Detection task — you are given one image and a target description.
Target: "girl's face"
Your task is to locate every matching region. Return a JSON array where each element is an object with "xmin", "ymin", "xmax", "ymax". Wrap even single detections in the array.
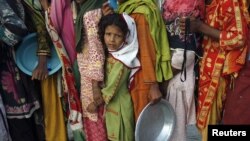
[{"xmin": 104, "ymin": 25, "xmax": 125, "ymax": 51}]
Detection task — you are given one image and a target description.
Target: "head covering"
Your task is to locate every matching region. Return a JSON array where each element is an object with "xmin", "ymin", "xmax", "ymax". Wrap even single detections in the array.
[
  {"xmin": 109, "ymin": 13, "xmax": 140, "ymax": 87},
  {"xmin": 75, "ymin": 0, "xmax": 104, "ymax": 52}
]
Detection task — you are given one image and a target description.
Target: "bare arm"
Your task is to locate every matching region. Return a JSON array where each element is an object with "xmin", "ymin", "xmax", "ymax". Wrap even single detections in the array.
[
  {"xmin": 32, "ymin": 55, "xmax": 48, "ymax": 80},
  {"xmin": 179, "ymin": 17, "xmax": 220, "ymax": 41},
  {"xmin": 101, "ymin": 1, "xmax": 114, "ymax": 16},
  {"xmin": 148, "ymin": 83, "xmax": 162, "ymax": 104}
]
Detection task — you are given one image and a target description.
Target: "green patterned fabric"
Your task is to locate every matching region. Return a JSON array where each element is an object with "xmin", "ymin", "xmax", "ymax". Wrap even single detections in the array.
[
  {"xmin": 23, "ymin": 0, "xmax": 51, "ymax": 56},
  {"xmin": 102, "ymin": 58, "xmax": 134, "ymax": 141}
]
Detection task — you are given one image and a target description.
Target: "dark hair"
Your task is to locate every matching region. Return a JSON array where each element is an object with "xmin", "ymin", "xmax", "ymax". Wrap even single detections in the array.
[{"xmin": 98, "ymin": 13, "xmax": 129, "ymax": 47}]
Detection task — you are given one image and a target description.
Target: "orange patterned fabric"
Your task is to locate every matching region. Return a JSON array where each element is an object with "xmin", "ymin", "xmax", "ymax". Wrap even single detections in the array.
[{"xmin": 197, "ymin": 0, "xmax": 249, "ymax": 129}]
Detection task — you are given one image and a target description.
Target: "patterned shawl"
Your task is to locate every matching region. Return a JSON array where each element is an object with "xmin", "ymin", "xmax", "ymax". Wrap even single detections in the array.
[
  {"xmin": 45, "ymin": 8, "xmax": 83, "ymax": 131},
  {"xmin": 75, "ymin": 0, "xmax": 104, "ymax": 52}
]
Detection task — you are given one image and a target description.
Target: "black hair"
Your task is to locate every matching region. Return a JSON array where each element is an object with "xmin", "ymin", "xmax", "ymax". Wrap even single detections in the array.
[
  {"xmin": 98, "ymin": 13, "xmax": 129, "ymax": 47},
  {"xmin": 98, "ymin": 13, "xmax": 130, "ymax": 82}
]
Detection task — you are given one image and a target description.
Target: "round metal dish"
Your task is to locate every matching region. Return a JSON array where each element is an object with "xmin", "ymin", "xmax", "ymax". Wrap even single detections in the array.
[{"xmin": 135, "ymin": 99, "xmax": 176, "ymax": 141}]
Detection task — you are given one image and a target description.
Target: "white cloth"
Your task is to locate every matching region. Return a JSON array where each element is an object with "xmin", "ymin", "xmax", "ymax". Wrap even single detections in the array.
[
  {"xmin": 166, "ymin": 49, "xmax": 197, "ymax": 141},
  {"xmin": 109, "ymin": 13, "xmax": 140, "ymax": 86}
]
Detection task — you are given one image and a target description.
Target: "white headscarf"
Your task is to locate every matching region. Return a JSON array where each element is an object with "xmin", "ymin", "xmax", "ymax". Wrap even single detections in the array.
[{"xmin": 109, "ymin": 12, "xmax": 140, "ymax": 87}]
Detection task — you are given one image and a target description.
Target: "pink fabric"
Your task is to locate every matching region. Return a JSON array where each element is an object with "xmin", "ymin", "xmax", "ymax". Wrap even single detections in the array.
[
  {"xmin": 50, "ymin": 0, "xmax": 76, "ymax": 63},
  {"xmin": 84, "ymin": 105, "xmax": 107, "ymax": 141},
  {"xmin": 45, "ymin": 10, "xmax": 83, "ymax": 131},
  {"xmin": 77, "ymin": 9, "xmax": 105, "ymax": 121},
  {"xmin": 162, "ymin": 0, "xmax": 204, "ymax": 21}
]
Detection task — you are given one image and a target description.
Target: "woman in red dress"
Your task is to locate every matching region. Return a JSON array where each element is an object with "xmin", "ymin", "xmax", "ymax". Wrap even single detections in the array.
[{"xmin": 180, "ymin": 0, "xmax": 249, "ymax": 140}]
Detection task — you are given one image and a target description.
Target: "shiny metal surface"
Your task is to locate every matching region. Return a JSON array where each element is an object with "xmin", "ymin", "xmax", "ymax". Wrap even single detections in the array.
[{"xmin": 135, "ymin": 99, "xmax": 176, "ymax": 141}]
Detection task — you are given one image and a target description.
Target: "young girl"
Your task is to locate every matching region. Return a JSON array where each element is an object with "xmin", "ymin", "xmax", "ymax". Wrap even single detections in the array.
[{"xmin": 98, "ymin": 13, "xmax": 140, "ymax": 141}]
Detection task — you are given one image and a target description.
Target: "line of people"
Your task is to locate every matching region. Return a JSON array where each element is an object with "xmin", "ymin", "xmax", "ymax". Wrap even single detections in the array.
[
  {"xmin": 0, "ymin": 0, "xmax": 249, "ymax": 141},
  {"xmin": 0, "ymin": 0, "xmax": 171, "ymax": 140}
]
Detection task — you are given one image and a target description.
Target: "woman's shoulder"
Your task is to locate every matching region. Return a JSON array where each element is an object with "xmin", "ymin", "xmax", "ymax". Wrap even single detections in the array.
[{"xmin": 84, "ymin": 8, "xmax": 102, "ymax": 19}]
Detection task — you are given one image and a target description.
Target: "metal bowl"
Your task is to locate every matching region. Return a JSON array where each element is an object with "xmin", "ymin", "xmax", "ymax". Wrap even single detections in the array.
[{"xmin": 135, "ymin": 99, "xmax": 176, "ymax": 141}]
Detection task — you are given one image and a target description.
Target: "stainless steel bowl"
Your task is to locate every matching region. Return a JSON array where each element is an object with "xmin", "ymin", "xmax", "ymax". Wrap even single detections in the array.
[{"xmin": 135, "ymin": 99, "xmax": 176, "ymax": 141}]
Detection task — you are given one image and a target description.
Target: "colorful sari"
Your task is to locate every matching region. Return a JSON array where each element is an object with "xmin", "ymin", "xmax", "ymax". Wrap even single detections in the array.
[
  {"xmin": 197, "ymin": 0, "xmax": 249, "ymax": 140},
  {"xmin": 0, "ymin": 0, "xmax": 42, "ymax": 140},
  {"xmin": 50, "ymin": 0, "xmax": 76, "ymax": 64},
  {"xmin": 0, "ymin": 0, "xmax": 39, "ymax": 125},
  {"xmin": 45, "ymin": 7, "xmax": 83, "ymax": 133},
  {"xmin": 222, "ymin": 0, "xmax": 250, "ymax": 125}
]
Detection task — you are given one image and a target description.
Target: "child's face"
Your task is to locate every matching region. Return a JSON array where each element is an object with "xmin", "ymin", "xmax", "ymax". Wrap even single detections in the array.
[{"xmin": 104, "ymin": 25, "xmax": 125, "ymax": 51}]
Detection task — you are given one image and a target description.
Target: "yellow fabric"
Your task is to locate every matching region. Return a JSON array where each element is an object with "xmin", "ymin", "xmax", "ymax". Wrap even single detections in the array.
[
  {"xmin": 199, "ymin": 78, "xmax": 226, "ymax": 141},
  {"xmin": 200, "ymin": 112, "xmax": 208, "ymax": 141},
  {"xmin": 41, "ymin": 73, "xmax": 67, "ymax": 141}
]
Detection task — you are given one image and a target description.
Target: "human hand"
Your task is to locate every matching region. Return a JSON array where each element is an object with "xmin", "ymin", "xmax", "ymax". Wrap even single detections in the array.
[
  {"xmin": 86, "ymin": 102, "xmax": 97, "ymax": 113},
  {"xmin": 179, "ymin": 16, "xmax": 202, "ymax": 34},
  {"xmin": 32, "ymin": 55, "xmax": 48, "ymax": 80},
  {"xmin": 148, "ymin": 83, "xmax": 162, "ymax": 104},
  {"xmin": 102, "ymin": 1, "xmax": 114, "ymax": 16},
  {"xmin": 93, "ymin": 86, "xmax": 104, "ymax": 106}
]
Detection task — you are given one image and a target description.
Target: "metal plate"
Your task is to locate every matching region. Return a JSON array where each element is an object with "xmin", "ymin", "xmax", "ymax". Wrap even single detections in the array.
[{"xmin": 135, "ymin": 99, "xmax": 176, "ymax": 141}]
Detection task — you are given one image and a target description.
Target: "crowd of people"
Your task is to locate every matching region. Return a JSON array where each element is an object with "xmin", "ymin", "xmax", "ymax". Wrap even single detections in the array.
[{"xmin": 0, "ymin": 0, "xmax": 249, "ymax": 141}]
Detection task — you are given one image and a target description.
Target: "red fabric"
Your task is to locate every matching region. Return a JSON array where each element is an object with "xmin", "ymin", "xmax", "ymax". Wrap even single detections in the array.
[
  {"xmin": 197, "ymin": 0, "xmax": 248, "ymax": 129},
  {"xmin": 222, "ymin": 61, "xmax": 250, "ymax": 124},
  {"xmin": 50, "ymin": 0, "xmax": 76, "ymax": 63},
  {"xmin": 222, "ymin": 27, "xmax": 250, "ymax": 124},
  {"xmin": 84, "ymin": 105, "xmax": 107, "ymax": 141},
  {"xmin": 162, "ymin": 0, "xmax": 205, "ymax": 21},
  {"xmin": 45, "ymin": 9, "xmax": 83, "ymax": 130}
]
